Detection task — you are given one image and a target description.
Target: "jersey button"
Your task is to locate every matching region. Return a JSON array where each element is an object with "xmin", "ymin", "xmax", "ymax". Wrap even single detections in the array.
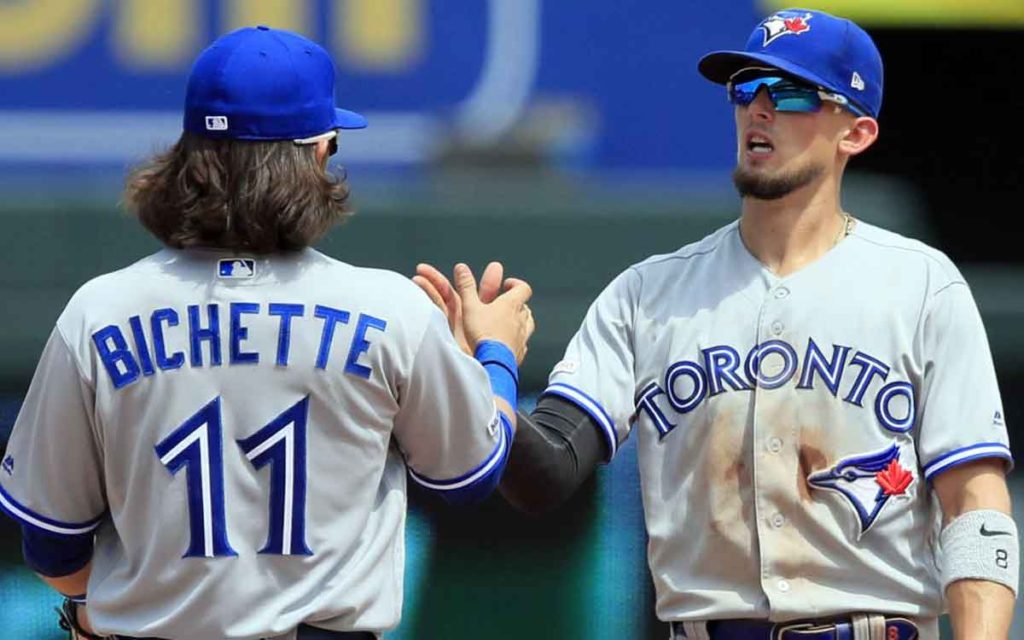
[
  {"xmin": 768, "ymin": 437, "xmax": 783, "ymax": 453},
  {"xmin": 777, "ymin": 579, "xmax": 791, "ymax": 592},
  {"xmin": 771, "ymin": 513, "xmax": 786, "ymax": 528},
  {"xmin": 774, "ymin": 287, "xmax": 790, "ymax": 299},
  {"xmin": 771, "ymin": 321, "xmax": 784, "ymax": 336}
]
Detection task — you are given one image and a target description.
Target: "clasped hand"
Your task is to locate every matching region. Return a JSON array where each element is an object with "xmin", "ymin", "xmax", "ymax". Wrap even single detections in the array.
[{"xmin": 413, "ymin": 262, "xmax": 534, "ymax": 364}]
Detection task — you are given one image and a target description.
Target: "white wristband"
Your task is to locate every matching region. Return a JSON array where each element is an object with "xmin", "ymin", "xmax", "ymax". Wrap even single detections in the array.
[{"xmin": 939, "ymin": 509, "xmax": 1019, "ymax": 597}]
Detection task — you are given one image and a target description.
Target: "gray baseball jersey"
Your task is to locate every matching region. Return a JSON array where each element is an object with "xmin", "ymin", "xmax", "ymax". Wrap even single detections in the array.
[
  {"xmin": 545, "ymin": 220, "xmax": 1011, "ymax": 623},
  {"xmin": 0, "ymin": 248, "xmax": 505, "ymax": 639}
]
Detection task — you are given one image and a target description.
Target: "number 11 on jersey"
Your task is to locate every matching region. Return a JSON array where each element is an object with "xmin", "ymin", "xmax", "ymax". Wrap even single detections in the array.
[
  {"xmin": 155, "ymin": 396, "xmax": 312, "ymax": 558},
  {"xmin": 238, "ymin": 397, "xmax": 313, "ymax": 556}
]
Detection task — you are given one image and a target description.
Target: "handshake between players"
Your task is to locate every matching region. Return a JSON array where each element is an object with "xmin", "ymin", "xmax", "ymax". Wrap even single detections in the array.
[{"xmin": 413, "ymin": 262, "xmax": 533, "ymax": 362}]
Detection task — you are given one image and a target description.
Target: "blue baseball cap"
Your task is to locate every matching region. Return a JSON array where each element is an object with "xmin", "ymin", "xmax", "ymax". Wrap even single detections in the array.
[
  {"xmin": 184, "ymin": 26, "xmax": 367, "ymax": 140},
  {"xmin": 698, "ymin": 9, "xmax": 883, "ymax": 118}
]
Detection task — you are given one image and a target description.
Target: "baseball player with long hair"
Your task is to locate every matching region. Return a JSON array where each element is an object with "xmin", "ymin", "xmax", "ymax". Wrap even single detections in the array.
[
  {"xmin": 0, "ymin": 26, "xmax": 533, "ymax": 640},
  {"xmin": 416, "ymin": 9, "xmax": 1017, "ymax": 639}
]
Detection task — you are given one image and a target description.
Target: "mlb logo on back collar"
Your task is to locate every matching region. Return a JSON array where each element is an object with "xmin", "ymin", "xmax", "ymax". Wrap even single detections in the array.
[
  {"xmin": 761, "ymin": 12, "xmax": 813, "ymax": 46},
  {"xmin": 218, "ymin": 258, "xmax": 256, "ymax": 279}
]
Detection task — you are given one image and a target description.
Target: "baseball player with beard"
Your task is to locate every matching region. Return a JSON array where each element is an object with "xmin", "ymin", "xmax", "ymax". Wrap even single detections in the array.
[
  {"xmin": 415, "ymin": 9, "xmax": 1017, "ymax": 640},
  {"xmin": 0, "ymin": 26, "xmax": 533, "ymax": 640}
]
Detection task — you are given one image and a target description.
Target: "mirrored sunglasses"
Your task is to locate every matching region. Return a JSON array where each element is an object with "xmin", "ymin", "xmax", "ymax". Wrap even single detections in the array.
[{"xmin": 727, "ymin": 75, "xmax": 865, "ymax": 117}]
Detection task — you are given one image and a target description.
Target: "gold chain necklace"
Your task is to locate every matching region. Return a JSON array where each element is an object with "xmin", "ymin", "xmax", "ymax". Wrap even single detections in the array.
[{"xmin": 834, "ymin": 212, "xmax": 854, "ymax": 246}]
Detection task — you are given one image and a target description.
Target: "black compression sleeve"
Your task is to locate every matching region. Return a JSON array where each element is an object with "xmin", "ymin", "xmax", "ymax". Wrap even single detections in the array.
[{"xmin": 498, "ymin": 394, "xmax": 608, "ymax": 515}]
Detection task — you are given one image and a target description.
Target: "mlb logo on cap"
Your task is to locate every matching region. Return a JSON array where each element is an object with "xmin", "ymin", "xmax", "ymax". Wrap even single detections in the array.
[
  {"xmin": 218, "ymin": 258, "xmax": 256, "ymax": 279},
  {"xmin": 205, "ymin": 116, "xmax": 229, "ymax": 131}
]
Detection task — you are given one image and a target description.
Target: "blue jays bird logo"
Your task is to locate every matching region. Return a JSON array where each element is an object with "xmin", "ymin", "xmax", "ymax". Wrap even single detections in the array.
[
  {"xmin": 807, "ymin": 442, "xmax": 915, "ymax": 537},
  {"xmin": 760, "ymin": 12, "xmax": 813, "ymax": 47}
]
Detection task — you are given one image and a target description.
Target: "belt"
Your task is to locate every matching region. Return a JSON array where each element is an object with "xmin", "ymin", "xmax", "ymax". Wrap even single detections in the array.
[
  {"xmin": 672, "ymin": 616, "xmax": 919, "ymax": 640},
  {"xmin": 119, "ymin": 623, "xmax": 377, "ymax": 640}
]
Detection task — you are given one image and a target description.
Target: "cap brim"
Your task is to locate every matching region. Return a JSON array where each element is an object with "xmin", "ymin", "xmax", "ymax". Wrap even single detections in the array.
[
  {"xmin": 334, "ymin": 108, "xmax": 368, "ymax": 130},
  {"xmin": 698, "ymin": 50, "xmax": 834, "ymax": 92}
]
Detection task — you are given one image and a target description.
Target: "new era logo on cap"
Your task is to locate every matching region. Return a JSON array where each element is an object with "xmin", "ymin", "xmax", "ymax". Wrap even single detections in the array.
[
  {"xmin": 851, "ymin": 72, "xmax": 865, "ymax": 91},
  {"xmin": 205, "ymin": 116, "xmax": 229, "ymax": 131}
]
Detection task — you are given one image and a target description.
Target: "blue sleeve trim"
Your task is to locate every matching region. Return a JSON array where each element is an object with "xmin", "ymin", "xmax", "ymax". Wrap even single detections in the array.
[
  {"xmin": 542, "ymin": 382, "xmax": 618, "ymax": 462},
  {"xmin": 0, "ymin": 484, "xmax": 103, "ymax": 536},
  {"xmin": 408, "ymin": 411, "xmax": 512, "ymax": 504},
  {"xmin": 474, "ymin": 341, "xmax": 519, "ymax": 410},
  {"xmin": 21, "ymin": 525, "xmax": 95, "ymax": 577},
  {"xmin": 922, "ymin": 442, "xmax": 1014, "ymax": 480}
]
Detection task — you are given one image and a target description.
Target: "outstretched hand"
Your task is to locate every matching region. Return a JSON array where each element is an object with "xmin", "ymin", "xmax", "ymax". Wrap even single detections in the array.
[{"xmin": 413, "ymin": 262, "xmax": 534, "ymax": 363}]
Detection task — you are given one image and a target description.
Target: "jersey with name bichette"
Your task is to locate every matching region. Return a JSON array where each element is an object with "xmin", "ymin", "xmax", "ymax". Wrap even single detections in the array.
[
  {"xmin": 0, "ymin": 248, "xmax": 504, "ymax": 638},
  {"xmin": 545, "ymin": 219, "xmax": 1012, "ymax": 622}
]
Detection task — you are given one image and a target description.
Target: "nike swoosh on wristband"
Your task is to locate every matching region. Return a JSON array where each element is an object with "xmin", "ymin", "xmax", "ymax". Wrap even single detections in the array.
[{"xmin": 980, "ymin": 524, "xmax": 1012, "ymax": 537}]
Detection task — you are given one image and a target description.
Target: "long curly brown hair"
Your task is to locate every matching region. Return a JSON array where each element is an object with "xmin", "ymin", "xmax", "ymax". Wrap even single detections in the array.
[{"xmin": 124, "ymin": 133, "xmax": 352, "ymax": 253}]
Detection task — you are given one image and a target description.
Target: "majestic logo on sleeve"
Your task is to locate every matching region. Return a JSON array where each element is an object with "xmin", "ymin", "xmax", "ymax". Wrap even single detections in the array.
[
  {"xmin": 807, "ymin": 442, "xmax": 914, "ymax": 537},
  {"xmin": 761, "ymin": 12, "xmax": 813, "ymax": 46}
]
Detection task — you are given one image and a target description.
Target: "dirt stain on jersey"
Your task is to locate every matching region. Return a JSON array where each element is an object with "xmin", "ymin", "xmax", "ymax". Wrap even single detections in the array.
[
  {"xmin": 700, "ymin": 397, "xmax": 759, "ymax": 581},
  {"xmin": 797, "ymin": 437, "xmax": 828, "ymax": 503},
  {"xmin": 795, "ymin": 395, "xmax": 841, "ymax": 503},
  {"xmin": 771, "ymin": 424, "xmax": 842, "ymax": 581}
]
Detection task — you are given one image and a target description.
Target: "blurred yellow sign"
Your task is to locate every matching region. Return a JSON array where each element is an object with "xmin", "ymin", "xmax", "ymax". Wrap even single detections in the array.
[
  {"xmin": 0, "ymin": 0, "xmax": 101, "ymax": 70},
  {"xmin": 761, "ymin": 0, "xmax": 1024, "ymax": 26},
  {"xmin": 0, "ymin": 0, "xmax": 421, "ymax": 72}
]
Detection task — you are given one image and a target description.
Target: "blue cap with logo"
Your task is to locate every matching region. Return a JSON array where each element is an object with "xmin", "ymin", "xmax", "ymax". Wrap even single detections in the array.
[
  {"xmin": 184, "ymin": 26, "xmax": 367, "ymax": 140},
  {"xmin": 698, "ymin": 8, "xmax": 883, "ymax": 118}
]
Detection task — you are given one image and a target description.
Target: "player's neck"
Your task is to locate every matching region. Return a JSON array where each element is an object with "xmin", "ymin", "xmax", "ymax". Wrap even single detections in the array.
[{"xmin": 738, "ymin": 182, "xmax": 847, "ymax": 278}]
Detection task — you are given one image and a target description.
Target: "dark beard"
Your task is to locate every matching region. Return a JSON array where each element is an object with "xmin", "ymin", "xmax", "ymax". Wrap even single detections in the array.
[{"xmin": 732, "ymin": 162, "xmax": 824, "ymax": 200}]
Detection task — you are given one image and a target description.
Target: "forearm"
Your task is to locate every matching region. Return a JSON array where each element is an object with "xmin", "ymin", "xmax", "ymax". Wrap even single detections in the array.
[
  {"xmin": 39, "ymin": 560, "xmax": 91, "ymax": 596},
  {"xmin": 947, "ymin": 578, "xmax": 1013, "ymax": 640},
  {"xmin": 11, "ymin": 506, "xmax": 98, "ymax": 631},
  {"xmin": 475, "ymin": 341, "xmax": 519, "ymax": 431},
  {"xmin": 934, "ymin": 460, "xmax": 1017, "ymax": 639},
  {"xmin": 494, "ymin": 397, "xmax": 516, "ymax": 430},
  {"xmin": 498, "ymin": 395, "xmax": 606, "ymax": 514}
]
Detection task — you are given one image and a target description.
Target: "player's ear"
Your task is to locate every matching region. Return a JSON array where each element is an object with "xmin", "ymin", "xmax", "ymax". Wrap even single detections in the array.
[
  {"xmin": 838, "ymin": 116, "xmax": 879, "ymax": 157},
  {"xmin": 315, "ymin": 139, "xmax": 331, "ymax": 166}
]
